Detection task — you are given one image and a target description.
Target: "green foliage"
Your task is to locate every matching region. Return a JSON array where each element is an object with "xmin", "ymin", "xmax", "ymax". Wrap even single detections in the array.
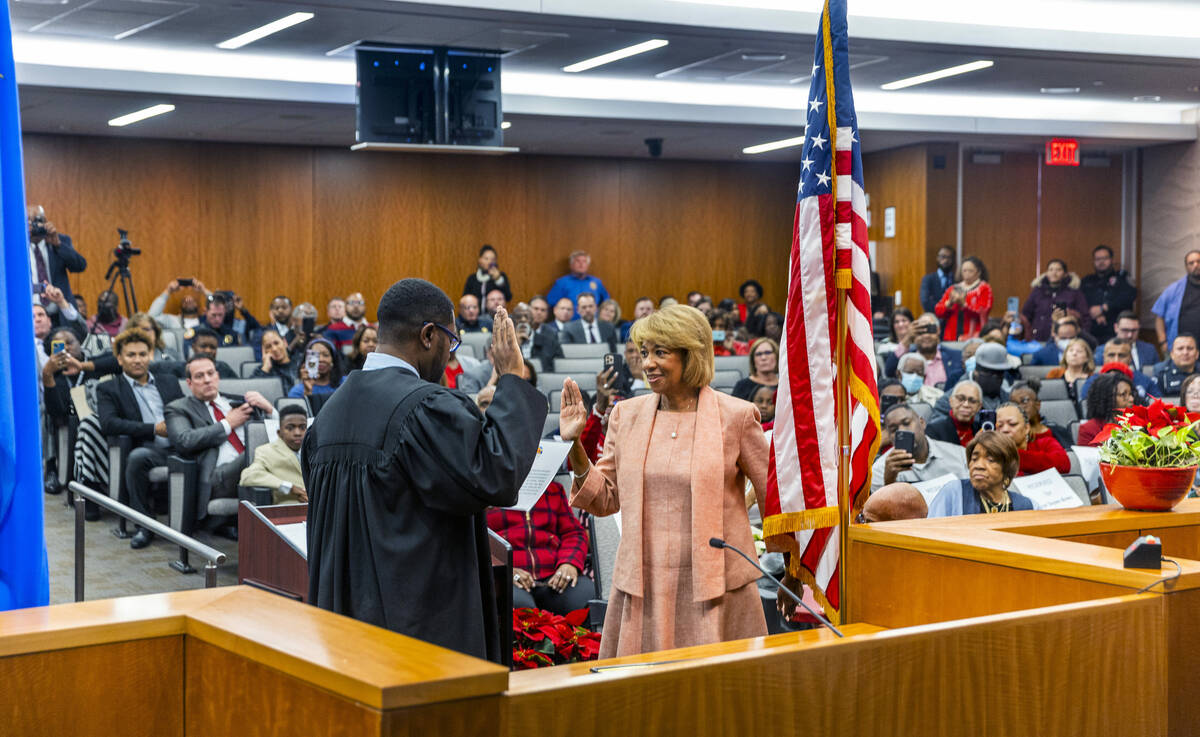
[{"xmin": 1099, "ymin": 421, "xmax": 1200, "ymax": 468}]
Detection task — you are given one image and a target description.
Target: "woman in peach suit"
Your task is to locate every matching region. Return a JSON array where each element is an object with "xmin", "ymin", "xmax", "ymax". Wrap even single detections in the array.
[{"xmin": 559, "ymin": 305, "xmax": 771, "ymax": 658}]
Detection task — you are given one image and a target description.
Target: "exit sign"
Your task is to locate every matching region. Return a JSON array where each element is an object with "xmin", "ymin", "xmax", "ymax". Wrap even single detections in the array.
[{"xmin": 1045, "ymin": 139, "xmax": 1080, "ymax": 166}]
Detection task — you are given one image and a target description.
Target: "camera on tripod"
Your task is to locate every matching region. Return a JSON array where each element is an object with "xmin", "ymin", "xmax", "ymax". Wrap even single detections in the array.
[
  {"xmin": 112, "ymin": 228, "xmax": 141, "ymax": 264},
  {"xmin": 104, "ymin": 228, "xmax": 142, "ymax": 316}
]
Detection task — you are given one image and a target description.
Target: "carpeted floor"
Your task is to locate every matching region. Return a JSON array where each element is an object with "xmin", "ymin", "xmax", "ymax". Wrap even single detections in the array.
[{"xmin": 44, "ymin": 489, "xmax": 240, "ymax": 604}]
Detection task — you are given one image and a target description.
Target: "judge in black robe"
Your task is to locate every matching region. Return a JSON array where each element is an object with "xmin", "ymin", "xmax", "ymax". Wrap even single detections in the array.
[{"xmin": 303, "ymin": 279, "xmax": 546, "ymax": 663}]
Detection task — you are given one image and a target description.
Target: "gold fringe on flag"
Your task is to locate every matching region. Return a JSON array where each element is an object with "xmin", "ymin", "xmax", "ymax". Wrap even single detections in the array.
[{"xmin": 762, "ymin": 505, "xmax": 840, "ymax": 538}]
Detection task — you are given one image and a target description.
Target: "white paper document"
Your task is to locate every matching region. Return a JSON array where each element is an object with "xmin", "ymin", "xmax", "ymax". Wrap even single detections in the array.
[
  {"xmin": 507, "ymin": 440, "xmax": 573, "ymax": 512},
  {"xmin": 276, "ymin": 521, "xmax": 307, "ymax": 556},
  {"xmin": 1011, "ymin": 469, "xmax": 1086, "ymax": 509}
]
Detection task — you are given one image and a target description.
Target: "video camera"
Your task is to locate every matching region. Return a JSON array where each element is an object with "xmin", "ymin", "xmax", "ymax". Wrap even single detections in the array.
[{"xmin": 112, "ymin": 228, "xmax": 141, "ymax": 264}]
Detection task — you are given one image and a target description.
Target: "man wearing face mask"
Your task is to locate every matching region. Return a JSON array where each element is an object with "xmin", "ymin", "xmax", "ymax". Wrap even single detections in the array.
[
  {"xmin": 1080, "ymin": 245, "xmax": 1136, "ymax": 343},
  {"xmin": 87, "ymin": 290, "xmax": 127, "ymax": 338},
  {"xmin": 1153, "ymin": 250, "xmax": 1200, "ymax": 356},
  {"xmin": 884, "ymin": 313, "xmax": 964, "ymax": 389},
  {"xmin": 1030, "ymin": 317, "xmax": 1082, "ymax": 366},
  {"xmin": 931, "ymin": 343, "xmax": 1015, "ymax": 422},
  {"xmin": 897, "ymin": 353, "xmax": 944, "ymax": 405}
]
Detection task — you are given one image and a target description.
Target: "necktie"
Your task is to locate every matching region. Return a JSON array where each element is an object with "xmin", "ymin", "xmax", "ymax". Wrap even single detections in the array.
[
  {"xmin": 210, "ymin": 401, "xmax": 245, "ymax": 453},
  {"xmin": 588, "ymin": 324, "xmax": 597, "ymax": 344},
  {"xmin": 32, "ymin": 244, "xmax": 49, "ymax": 287}
]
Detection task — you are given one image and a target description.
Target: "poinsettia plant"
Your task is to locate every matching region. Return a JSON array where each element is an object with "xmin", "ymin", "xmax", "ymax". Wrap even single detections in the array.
[
  {"xmin": 512, "ymin": 607, "xmax": 601, "ymax": 670},
  {"xmin": 1099, "ymin": 399, "xmax": 1200, "ymax": 468}
]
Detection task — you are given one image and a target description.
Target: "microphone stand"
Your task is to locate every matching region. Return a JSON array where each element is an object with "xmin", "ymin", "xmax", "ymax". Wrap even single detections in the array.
[{"xmin": 709, "ymin": 537, "xmax": 844, "ymax": 638}]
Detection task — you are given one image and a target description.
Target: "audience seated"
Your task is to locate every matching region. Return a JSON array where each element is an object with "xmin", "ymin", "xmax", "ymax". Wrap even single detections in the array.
[
  {"xmin": 165, "ymin": 355, "xmax": 276, "ymax": 540},
  {"xmin": 528, "ymin": 295, "xmax": 551, "ymax": 332},
  {"xmin": 511, "ymin": 302, "xmax": 561, "ymax": 373},
  {"xmin": 484, "ymin": 288, "xmax": 507, "ymax": 320},
  {"xmin": 931, "ymin": 343, "xmax": 1013, "ymax": 420},
  {"xmin": 926, "ymin": 379, "xmax": 983, "ymax": 447},
  {"xmin": 1008, "ymin": 379, "xmax": 1074, "ymax": 449},
  {"xmin": 1029, "ymin": 316, "xmax": 1081, "ymax": 366},
  {"xmin": 549, "ymin": 297, "xmax": 574, "ymax": 333},
  {"xmin": 149, "ymin": 278, "xmax": 208, "ymax": 330},
  {"xmin": 463, "ymin": 244, "xmax": 513, "ymax": 303},
  {"xmin": 927, "ymin": 431, "xmax": 1034, "ymax": 516},
  {"xmin": 559, "ymin": 292, "xmax": 618, "ymax": 351},
  {"xmin": 342, "ymin": 292, "xmax": 373, "ymax": 331},
  {"xmin": 319, "ymin": 297, "xmax": 356, "ymax": 354},
  {"xmin": 1094, "ymin": 311, "xmax": 1157, "ymax": 372},
  {"xmin": 1078, "ymin": 372, "xmax": 1136, "ymax": 446},
  {"xmin": 253, "ymin": 329, "xmax": 297, "ymax": 392},
  {"xmin": 1154, "ymin": 333, "xmax": 1198, "ymax": 396},
  {"xmin": 1151, "ymin": 249, "xmax": 1200, "ymax": 357},
  {"xmin": 1080, "ymin": 339, "xmax": 1160, "ymax": 402},
  {"xmin": 1022, "ymin": 259, "xmax": 1091, "ymax": 342},
  {"xmin": 860, "ymin": 483, "xmax": 929, "ymax": 522},
  {"xmin": 710, "ymin": 310, "xmax": 749, "ymax": 356},
  {"xmin": 994, "ymin": 402, "xmax": 1069, "ymax": 476},
  {"xmin": 39, "ymin": 283, "xmax": 85, "ymax": 334},
  {"xmin": 884, "ymin": 313, "xmax": 963, "ymax": 387},
  {"xmin": 1046, "ymin": 338, "xmax": 1095, "ymax": 394},
  {"xmin": 88, "ymin": 290, "xmax": 127, "ymax": 338},
  {"xmin": 346, "ymin": 324, "xmax": 378, "ymax": 372},
  {"xmin": 188, "ymin": 294, "xmax": 240, "ymax": 347},
  {"xmin": 737, "ymin": 279, "xmax": 765, "ymax": 324},
  {"xmin": 896, "ymin": 352, "xmax": 944, "ymax": 405},
  {"xmin": 455, "ymin": 294, "xmax": 493, "ymax": 334},
  {"xmin": 263, "ymin": 294, "xmax": 299, "ymax": 348},
  {"xmin": 935, "ymin": 256, "xmax": 992, "ymax": 339},
  {"xmin": 877, "ymin": 306, "xmax": 914, "ymax": 353},
  {"xmin": 762, "ymin": 311, "xmax": 784, "ymax": 344},
  {"xmin": 871, "ymin": 403, "xmax": 968, "ymax": 492},
  {"xmin": 1181, "ymin": 374, "xmax": 1200, "ymax": 413},
  {"xmin": 598, "ymin": 298, "xmax": 631, "ymax": 343},
  {"xmin": 238, "ymin": 404, "xmax": 308, "ymax": 504},
  {"xmin": 1080, "ymin": 245, "xmax": 1137, "ymax": 343},
  {"xmin": 919, "ymin": 246, "xmax": 957, "ymax": 315},
  {"xmin": 547, "ymin": 250, "xmax": 609, "ymax": 316},
  {"xmin": 95, "ymin": 329, "xmax": 185, "ymax": 549},
  {"xmin": 289, "ymin": 337, "xmax": 345, "ymax": 400},
  {"xmin": 127, "ymin": 312, "xmax": 174, "ymax": 362},
  {"xmin": 732, "ymin": 338, "xmax": 779, "ymax": 401},
  {"xmin": 161, "ymin": 327, "xmax": 237, "ymax": 379}
]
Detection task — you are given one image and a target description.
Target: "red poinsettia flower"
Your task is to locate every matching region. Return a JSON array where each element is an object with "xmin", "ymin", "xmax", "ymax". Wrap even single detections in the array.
[
  {"xmin": 563, "ymin": 608, "xmax": 589, "ymax": 627},
  {"xmin": 513, "ymin": 648, "xmax": 554, "ymax": 670}
]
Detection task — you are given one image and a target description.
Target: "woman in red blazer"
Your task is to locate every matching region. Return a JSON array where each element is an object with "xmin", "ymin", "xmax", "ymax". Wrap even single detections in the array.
[
  {"xmin": 935, "ymin": 256, "xmax": 993, "ymax": 340},
  {"xmin": 560, "ymin": 305, "xmax": 770, "ymax": 659}
]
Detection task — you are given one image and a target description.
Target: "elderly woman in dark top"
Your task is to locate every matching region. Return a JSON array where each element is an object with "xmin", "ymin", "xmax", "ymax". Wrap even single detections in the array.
[
  {"xmin": 927, "ymin": 431, "xmax": 1034, "ymax": 516},
  {"xmin": 732, "ymin": 338, "xmax": 779, "ymax": 401}
]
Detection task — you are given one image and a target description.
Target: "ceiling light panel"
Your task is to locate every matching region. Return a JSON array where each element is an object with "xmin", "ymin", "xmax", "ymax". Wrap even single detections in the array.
[
  {"xmin": 216, "ymin": 12, "xmax": 314, "ymax": 50},
  {"xmin": 880, "ymin": 60, "xmax": 993, "ymax": 90},
  {"xmin": 742, "ymin": 135, "xmax": 805, "ymax": 154},
  {"xmin": 563, "ymin": 39, "xmax": 668, "ymax": 73},
  {"xmin": 108, "ymin": 102, "xmax": 174, "ymax": 126},
  {"xmin": 26, "ymin": 0, "xmax": 197, "ymax": 41}
]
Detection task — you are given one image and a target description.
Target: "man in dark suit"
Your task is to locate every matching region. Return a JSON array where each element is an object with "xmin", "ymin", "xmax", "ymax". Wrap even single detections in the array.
[
  {"xmin": 165, "ymin": 355, "xmax": 276, "ymax": 539},
  {"xmin": 1030, "ymin": 316, "xmax": 1081, "ymax": 366},
  {"xmin": 559, "ymin": 292, "xmax": 618, "ymax": 352},
  {"xmin": 919, "ymin": 246, "xmax": 955, "ymax": 315},
  {"xmin": 156, "ymin": 326, "xmax": 238, "ymax": 379},
  {"xmin": 1094, "ymin": 311, "xmax": 1158, "ymax": 372},
  {"xmin": 511, "ymin": 302, "xmax": 562, "ymax": 373},
  {"xmin": 27, "ymin": 205, "xmax": 86, "ymax": 306},
  {"xmin": 96, "ymin": 329, "xmax": 184, "ymax": 549}
]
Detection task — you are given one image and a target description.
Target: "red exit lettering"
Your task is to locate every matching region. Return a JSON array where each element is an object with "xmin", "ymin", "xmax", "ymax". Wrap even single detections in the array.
[{"xmin": 1045, "ymin": 139, "xmax": 1080, "ymax": 166}]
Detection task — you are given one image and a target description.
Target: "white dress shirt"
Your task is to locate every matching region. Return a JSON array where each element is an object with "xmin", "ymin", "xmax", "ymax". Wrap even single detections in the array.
[{"xmin": 206, "ymin": 395, "xmax": 247, "ymax": 467}]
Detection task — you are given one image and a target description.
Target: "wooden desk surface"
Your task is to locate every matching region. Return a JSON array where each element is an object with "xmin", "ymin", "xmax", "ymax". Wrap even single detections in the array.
[{"xmin": 0, "ymin": 585, "xmax": 508, "ymax": 710}]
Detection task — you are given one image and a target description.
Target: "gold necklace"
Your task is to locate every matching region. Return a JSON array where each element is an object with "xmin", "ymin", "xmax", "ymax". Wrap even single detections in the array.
[{"xmin": 979, "ymin": 490, "xmax": 1011, "ymax": 514}]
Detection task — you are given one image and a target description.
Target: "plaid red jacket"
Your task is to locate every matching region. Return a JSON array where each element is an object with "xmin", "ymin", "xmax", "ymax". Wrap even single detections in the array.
[{"xmin": 486, "ymin": 482, "xmax": 588, "ymax": 580}]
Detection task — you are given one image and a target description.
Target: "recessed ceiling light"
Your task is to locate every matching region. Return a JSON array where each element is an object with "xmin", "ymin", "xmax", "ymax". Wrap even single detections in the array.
[
  {"xmin": 742, "ymin": 135, "xmax": 805, "ymax": 155},
  {"xmin": 108, "ymin": 103, "xmax": 175, "ymax": 127},
  {"xmin": 1040, "ymin": 87, "xmax": 1080, "ymax": 94},
  {"xmin": 501, "ymin": 121, "xmax": 512, "ymax": 130},
  {"xmin": 880, "ymin": 60, "xmax": 993, "ymax": 91},
  {"xmin": 741, "ymin": 52, "xmax": 786, "ymax": 62},
  {"xmin": 1133, "ymin": 95, "xmax": 1163, "ymax": 102},
  {"xmin": 562, "ymin": 39, "xmax": 669, "ymax": 73},
  {"xmin": 217, "ymin": 12, "xmax": 314, "ymax": 50}
]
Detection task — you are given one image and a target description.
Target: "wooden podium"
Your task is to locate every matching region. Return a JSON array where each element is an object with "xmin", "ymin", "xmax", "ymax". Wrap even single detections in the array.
[{"xmin": 237, "ymin": 501, "xmax": 308, "ymax": 601}]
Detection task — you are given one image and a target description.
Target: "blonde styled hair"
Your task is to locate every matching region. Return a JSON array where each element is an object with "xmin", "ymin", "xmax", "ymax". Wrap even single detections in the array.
[
  {"xmin": 1059, "ymin": 337, "xmax": 1095, "ymax": 373},
  {"xmin": 629, "ymin": 304, "xmax": 714, "ymax": 389}
]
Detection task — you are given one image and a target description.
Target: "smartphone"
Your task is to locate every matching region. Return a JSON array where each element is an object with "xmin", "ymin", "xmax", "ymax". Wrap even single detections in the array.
[
  {"xmin": 893, "ymin": 430, "xmax": 915, "ymax": 454},
  {"xmin": 177, "ymin": 277, "xmax": 194, "ymax": 287},
  {"xmin": 32, "ymin": 282, "xmax": 44, "ymax": 295},
  {"xmin": 603, "ymin": 353, "xmax": 625, "ymax": 376},
  {"xmin": 302, "ymin": 316, "xmax": 316, "ymax": 335},
  {"xmin": 51, "ymin": 339, "xmax": 66, "ymax": 355},
  {"xmin": 978, "ymin": 409, "xmax": 997, "ymax": 432},
  {"xmin": 1053, "ymin": 301, "xmax": 1067, "ymax": 312},
  {"xmin": 1006, "ymin": 297, "xmax": 1019, "ymax": 314},
  {"xmin": 305, "ymin": 349, "xmax": 320, "ymax": 378}
]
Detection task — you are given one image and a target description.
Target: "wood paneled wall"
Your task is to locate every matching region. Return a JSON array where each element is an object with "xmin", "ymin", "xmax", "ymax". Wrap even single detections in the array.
[{"xmin": 21, "ymin": 134, "xmax": 798, "ymax": 322}]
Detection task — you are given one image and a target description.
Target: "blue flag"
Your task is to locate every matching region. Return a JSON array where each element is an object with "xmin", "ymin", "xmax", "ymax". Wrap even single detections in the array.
[{"xmin": 0, "ymin": 2, "xmax": 50, "ymax": 610}]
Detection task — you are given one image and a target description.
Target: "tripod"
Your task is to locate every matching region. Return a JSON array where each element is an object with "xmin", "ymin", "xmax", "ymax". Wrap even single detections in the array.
[{"xmin": 104, "ymin": 256, "xmax": 139, "ymax": 316}]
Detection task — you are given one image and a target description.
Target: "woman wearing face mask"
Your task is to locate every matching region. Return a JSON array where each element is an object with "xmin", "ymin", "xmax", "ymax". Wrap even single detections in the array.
[
  {"xmin": 994, "ymin": 402, "xmax": 1070, "ymax": 476},
  {"xmin": 1077, "ymin": 372, "xmax": 1135, "ymax": 446},
  {"xmin": 927, "ymin": 431, "xmax": 1034, "ymax": 517},
  {"xmin": 934, "ymin": 256, "xmax": 993, "ymax": 340},
  {"xmin": 1021, "ymin": 258, "xmax": 1091, "ymax": 342},
  {"xmin": 897, "ymin": 352, "xmax": 944, "ymax": 405},
  {"xmin": 960, "ymin": 339, "xmax": 983, "ymax": 377},
  {"xmin": 732, "ymin": 338, "xmax": 779, "ymax": 401}
]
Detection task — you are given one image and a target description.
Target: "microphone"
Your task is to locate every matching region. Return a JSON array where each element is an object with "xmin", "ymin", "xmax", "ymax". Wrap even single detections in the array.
[{"xmin": 709, "ymin": 537, "xmax": 844, "ymax": 638}]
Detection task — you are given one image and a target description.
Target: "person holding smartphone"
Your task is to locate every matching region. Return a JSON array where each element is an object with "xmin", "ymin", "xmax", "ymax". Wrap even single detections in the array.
[
  {"xmin": 870, "ymin": 403, "xmax": 967, "ymax": 493},
  {"xmin": 1021, "ymin": 258, "xmax": 1091, "ymax": 342},
  {"xmin": 288, "ymin": 337, "xmax": 344, "ymax": 400}
]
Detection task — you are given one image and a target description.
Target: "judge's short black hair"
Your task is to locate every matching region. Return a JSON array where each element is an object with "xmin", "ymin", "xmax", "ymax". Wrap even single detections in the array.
[
  {"xmin": 377, "ymin": 279, "xmax": 455, "ymax": 342},
  {"xmin": 278, "ymin": 405, "xmax": 308, "ymax": 423}
]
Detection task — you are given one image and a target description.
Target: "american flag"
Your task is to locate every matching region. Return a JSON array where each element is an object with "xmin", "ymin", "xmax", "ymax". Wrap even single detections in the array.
[{"xmin": 761, "ymin": 0, "xmax": 879, "ymax": 623}]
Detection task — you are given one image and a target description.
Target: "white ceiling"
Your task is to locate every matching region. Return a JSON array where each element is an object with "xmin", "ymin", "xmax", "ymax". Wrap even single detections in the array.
[{"xmin": 10, "ymin": 0, "xmax": 1200, "ymax": 160}]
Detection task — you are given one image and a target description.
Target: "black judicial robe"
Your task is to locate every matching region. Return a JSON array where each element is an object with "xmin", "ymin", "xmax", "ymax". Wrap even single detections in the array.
[{"xmin": 303, "ymin": 369, "xmax": 547, "ymax": 662}]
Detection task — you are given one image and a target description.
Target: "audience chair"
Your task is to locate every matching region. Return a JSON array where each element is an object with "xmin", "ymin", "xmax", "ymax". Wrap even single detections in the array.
[
  {"xmin": 549, "ymin": 390, "xmax": 562, "ymax": 412},
  {"xmin": 711, "ymin": 370, "xmax": 742, "ymax": 389},
  {"xmin": 106, "ymin": 435, "xmax": 168, "ymax": 539},
  {"xmin": 1021, "ymin": 353, "xmax": 1033, "ymax": 365},
  {"xmin": 909, "ymin": 402, "xmax": 933, "ymax": 422},
  {"xmin": 713, "ymin": 355, "xmax": 750, "ymax": 381},
  {"xmin": 560, "ymin": 343, "xmax": 609, "ymax": 359},
  {"xmin": 239, "ymin": 360, "xmax": 260, "ymax": 379},
  {"xmin": 1064, "ymin": 475, "xmax": 1091, "ymax": 505},
  {"xmin": 219, "ymin": 377, "xmax": 286, "ymax": 405},
  {"xmin": 216, "ymin": 345, "xmax": 255, "ymax": 368},
  {"xmin": 1039, "ymin": 399, "xmax": 1079, "ymax": 427},
  {"xmin": 1142, "ymin": 364, "xmax": 1156, "ymax": 377},
  {"xmin": 1164, "ymin": 395, "xmax": 1180, "ymax": 407},
  {"xmin": 554, "ymin": 357, "xmax": 605, "ymax": 375},
  {"xmin": 586, "ymin": 513, "xmax": 621, "ymax": 632},
  {"xmin": 160, "ymin": 331, "xmax": 183, "ymax": 361},
  {"xmin": 1067, "ymin": 450, "xmax": 1082, "ymax": 476},
  {"xmin": 274, "ymin": 397, "xmax": 310, "ymax": 416},
  {"xmin": 542, "ymin": 412, "xmax": 560, "ymax": 438},
  {"xmin": 538, "ymin": 372, "xmax": 596, "ymax": 393},
  {"xmin": 236, "ymin": 421, "xmax": 276, "ymax": 507},
  {"xmin": 1037, "ymin": 379, "xmax": 1070, "ymax": 401},
  {"xmin": 1018, "ymin": 365, "xmax": 1055, "ymax": 381},
  {"xmin": 459, "ymin": 332, "xmax": 492, "ymax": 357},
  {"xmin": 942, "ymin": 340, "xmax": 965, "ymax": 351},
  {"xmin": 1069, "ymin": 420, "xmax": 1080, "ymax": 444}
]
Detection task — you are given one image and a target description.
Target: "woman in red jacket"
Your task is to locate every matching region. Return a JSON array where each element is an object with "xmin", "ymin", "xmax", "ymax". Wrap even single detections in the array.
[
  {"xmin": 486, "ymin": 482, "xmax": 595, "ymax": 615},
  {"xmin": 935, "ymin": 256, "xmax": 993, "ymax": 340},
  {"xmin": 995, "ymin": 402, "xmax": 1070, "ymax": 475}
]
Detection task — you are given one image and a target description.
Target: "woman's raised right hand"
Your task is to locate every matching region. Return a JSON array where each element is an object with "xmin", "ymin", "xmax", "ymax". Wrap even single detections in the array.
[{"xmin": 559, "ymin": 377, "xmax": 589, "ymax": 441}]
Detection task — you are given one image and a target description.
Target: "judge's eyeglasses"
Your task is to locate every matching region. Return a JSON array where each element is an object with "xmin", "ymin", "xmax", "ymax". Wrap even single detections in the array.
[{"xmin": 424, "ymin": 321, "xmax": 461, "ymax": 353}]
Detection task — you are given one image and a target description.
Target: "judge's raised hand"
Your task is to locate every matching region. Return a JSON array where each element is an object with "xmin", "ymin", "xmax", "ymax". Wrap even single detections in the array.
[
  {"xmin": 491, "ymin": 306, "xmax": 524, "ymax": 377},
  {"xmin": 559, "ymin": 378, "xmax": 588, "ymax": 441}
]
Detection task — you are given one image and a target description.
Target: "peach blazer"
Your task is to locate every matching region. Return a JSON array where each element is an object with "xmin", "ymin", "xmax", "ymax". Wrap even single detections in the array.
[{"xmin": 571, "ymin": 386, "xmax": 770, "ymax": 602}]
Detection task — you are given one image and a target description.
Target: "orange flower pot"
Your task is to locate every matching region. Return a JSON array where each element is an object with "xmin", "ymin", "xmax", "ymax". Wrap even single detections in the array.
[{"xmin": 1099, "ymin": 463, "xmax": 1197, "ymax": 512}]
